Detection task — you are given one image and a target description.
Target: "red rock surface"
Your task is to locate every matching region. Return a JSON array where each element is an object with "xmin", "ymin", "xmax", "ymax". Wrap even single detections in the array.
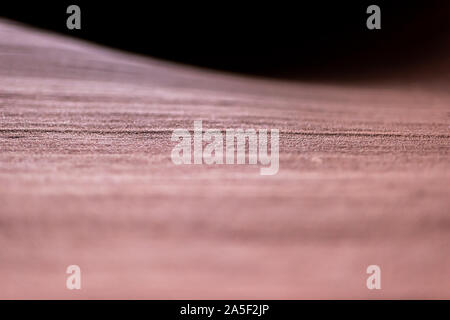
[{"xmin": 0, "ymin": 20, "xmax": 449, "ymax": 299}]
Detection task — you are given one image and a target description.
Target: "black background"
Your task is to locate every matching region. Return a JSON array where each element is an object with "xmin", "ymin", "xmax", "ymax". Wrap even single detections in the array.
[
  {"xmin": 1, "ymin": 300, "xmax": 449, "ymax": 318},
  {"xmin": 0, "ymin": 1, "xmax": 449, "ymax": 79}
]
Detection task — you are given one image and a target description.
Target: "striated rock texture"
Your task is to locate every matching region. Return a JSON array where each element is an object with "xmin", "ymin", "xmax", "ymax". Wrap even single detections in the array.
[{"xmin": 0, "ymin": 20, "xmax": 449, "ymax": 299}]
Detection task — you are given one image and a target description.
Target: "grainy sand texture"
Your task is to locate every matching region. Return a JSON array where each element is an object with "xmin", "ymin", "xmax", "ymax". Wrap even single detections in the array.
[{"xmin": 0, "ymin": 20, "xmax": 449, "ymax": 299}]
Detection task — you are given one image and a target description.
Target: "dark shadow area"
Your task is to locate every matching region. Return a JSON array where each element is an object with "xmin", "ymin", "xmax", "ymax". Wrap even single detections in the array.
[{"xmin": 1, "ymin": 0, "xmax": 449, "ymax": 82}]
